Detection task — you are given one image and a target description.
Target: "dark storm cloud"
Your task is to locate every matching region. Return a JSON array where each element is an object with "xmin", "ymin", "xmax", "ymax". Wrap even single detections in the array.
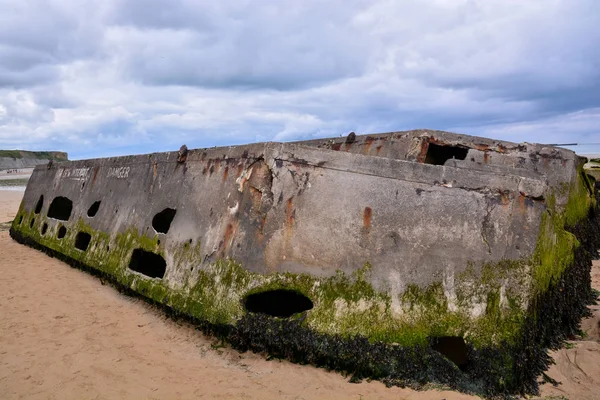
[
  {"xmin": 108, "ymin": 0, "xmax": 218, "ymax": 30},
  {"xmin": 0, "ymin": 44, "xmax": 60, "ymax": 88},
  {"xmin": 397, "ymin": 0, "xmax": 600, "ymax": 120},
  {"xmin": 0, "ymin": 65, "xmax": 58, "ymax": 88},
  {"xmin": 107, "ymin": 0, "xmax": 370, "ymax": 90},
  {"xmin": 0, "ymin": 0, "xmax": 102, "ymax": 88},
  {"xmin": 0, "ymin": 45, "xmax": 56, "ymax": 71}
]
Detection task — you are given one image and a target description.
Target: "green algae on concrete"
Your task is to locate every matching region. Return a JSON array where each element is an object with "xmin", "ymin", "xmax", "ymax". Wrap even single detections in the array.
[
  {"xmin": 10, "ymin": 162, "xmax": 594, "ymax": 354},
  {"xmin": 533, "ymin": 169, "xmax": 594, "ymax": 297},
  {"xmin": 10, "ymin": 130, "xmax": 600, "ymax": 398},
  {"xmin": 9, "ymin": 165, "xmax": 595, "ymax": 356},
  {"xmin": 7, "ymin": 206, "xmax": 532, "ymax": 349}
]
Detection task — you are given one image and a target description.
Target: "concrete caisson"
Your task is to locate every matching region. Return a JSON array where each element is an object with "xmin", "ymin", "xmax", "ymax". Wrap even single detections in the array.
[{"xmin": 10, "ymin": 129, "xmax": 600, "ymax": 397}]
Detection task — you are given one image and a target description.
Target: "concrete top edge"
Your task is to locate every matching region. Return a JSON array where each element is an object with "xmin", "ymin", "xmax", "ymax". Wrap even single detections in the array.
[
  {"xmin": 294, "ymin": 128, "xmax": 578, "ymax": 155},
  {"xmin": 34, "ymin": 140, "xmax": 550, "ymax": 192},
  {"xmin": 42, "ymin": 129, "xmax": 576, "ymax": 165}
]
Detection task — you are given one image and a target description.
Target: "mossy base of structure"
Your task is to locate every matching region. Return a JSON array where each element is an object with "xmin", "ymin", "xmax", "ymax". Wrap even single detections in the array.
[{"xmin": 9, "ymin": 195, "xmax": 600, "ymax": 399}]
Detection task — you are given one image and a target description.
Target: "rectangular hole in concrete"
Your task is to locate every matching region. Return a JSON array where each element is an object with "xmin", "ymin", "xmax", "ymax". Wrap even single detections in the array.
[
  {"xmin": 75, "ymin": 231, "xmax": 91, "ymax": 251},
  {"xmin": 424, "ymin": 143, "xmax": 468, "ymax": 166},
  {"xmin": 48, "ymin": 196, "xmax": 73, "ymax": 221},
  {"xmin": 128, "ymin": 248, "xmax": 166, "ymax": 279},
  {"xmin": 57, "ymin": 225, "xmax": 67, "ymax": 239},
  {"xmin": 152, "ymin": 208, "xmax": 176, "ymax": 234},
  {"xmin": 35, "ymin": 195, "xmax": 44, "ymax": 214}
]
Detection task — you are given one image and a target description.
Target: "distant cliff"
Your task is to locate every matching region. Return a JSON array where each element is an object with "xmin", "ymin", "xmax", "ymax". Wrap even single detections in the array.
[{"xmin": 0, "ymin": 150, "xmax": 68, "ymax": 170}]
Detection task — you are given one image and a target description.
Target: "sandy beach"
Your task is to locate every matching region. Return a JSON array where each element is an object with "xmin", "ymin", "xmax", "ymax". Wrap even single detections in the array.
[{"xmin": 1, "ymin": 190, "xmax": 599, "ymax": 400}]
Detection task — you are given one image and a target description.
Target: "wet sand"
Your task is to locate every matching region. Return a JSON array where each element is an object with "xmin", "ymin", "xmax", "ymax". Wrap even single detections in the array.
[
  {"xmin": 539, "ymin": 260, "xmax": 600, "ymax": 400},
  {"xmin": 0, "ymin": 168, "xmax": 33, "ymax": 177},
  {"xmin": 0, "ymin": 171, "xmax": 31, "ymax": 192},
  {"xmin": 1, "ymin": 190, "xmax": 599, "ymax": 400}
]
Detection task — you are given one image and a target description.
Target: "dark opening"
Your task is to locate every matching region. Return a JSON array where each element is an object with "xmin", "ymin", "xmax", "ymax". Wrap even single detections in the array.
[
  {"xmin": 128, "ymin": 248, "xmax": 166, "ymax": 279},
  {"xmin": 152, "ymin": 208, "xmax": 177, "ymax": 234},
  {"xmin": 75, "ymin": 232, "xmax": 92, "ymax": 251},
  {"xmin": 18, "ymin": 215, "xmax": 23, "ymax": 225},
  {"xmin": 424, "ymin": 143, "xmax": 468, "ymax": 166},
  {"xmin": 34, "ymin": 195, "xmax": 44, "ymax": 214},
  {"xmin": 87, "ymin": 201, "xmax": 101, "ymax": 217},
  {"xmin": 30, "ymin": 218, "xmax": 35, "ymax": 228},
  {"xmin": 57, "ymin": 225, "xmax": 67, "ymax": 239},
  {"xmin": 245, "ymin": 289, "xmax": 313, "ymax": 318},
  {"xmin": 47, "ymin": 196, "xmax": 73, "ymax": 221},
  {"xmin": 41, "ymin": 223, "xmax": 48, "ymax": 235},
  {"xmin": 432, "ymin": 336, "xmax": 469, "ymax": 369}
]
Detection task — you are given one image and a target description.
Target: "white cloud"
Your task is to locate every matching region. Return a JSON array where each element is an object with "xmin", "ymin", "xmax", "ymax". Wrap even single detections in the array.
[{"xmin": 0, "ymin": 0, "xmax": 598, "ymax": 158}]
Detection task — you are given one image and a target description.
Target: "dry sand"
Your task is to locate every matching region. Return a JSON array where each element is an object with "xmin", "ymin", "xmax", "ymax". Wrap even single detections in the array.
[{"xmin": 0, "ymin": 190, "xmax": 598, "ymax": 400}]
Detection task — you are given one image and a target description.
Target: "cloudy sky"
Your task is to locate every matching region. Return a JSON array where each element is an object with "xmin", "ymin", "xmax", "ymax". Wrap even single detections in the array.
[{"xmin": 1, "ymin": 0, "xmax": 599, "ymax": 159}]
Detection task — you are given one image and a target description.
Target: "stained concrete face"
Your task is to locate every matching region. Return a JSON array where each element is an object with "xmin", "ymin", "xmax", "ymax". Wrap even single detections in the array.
[
  {"xmin": 12, "ymin": 131, "xmax": 583, "ymax": 305},
  {"xmin": 296, "ymin": 129, "xmax": 578, "ymax": 202},
  {"xmin": 15, "ymin": 141, "xmax": 548, "ymax": 274},
  {"xmin": 9, "ymin": 129, "xmax": 598, "ymax": 393}
]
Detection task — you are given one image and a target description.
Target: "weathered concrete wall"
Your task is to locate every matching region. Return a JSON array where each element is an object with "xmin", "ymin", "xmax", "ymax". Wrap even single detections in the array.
[
  {"xmin": 297, "ymin": 130, "xmax": 579, "ymax": 206},
  {"xmin": 10, "ymin": 129, "xmax": 599, "ymax": 396}
]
